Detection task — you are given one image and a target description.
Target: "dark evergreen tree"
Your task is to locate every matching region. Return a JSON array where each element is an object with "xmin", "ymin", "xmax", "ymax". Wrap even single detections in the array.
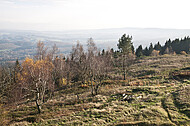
[
  {"xmin": 160, "ymin": 37, "xmax": 190, "ymax": 54},
  {"xmin": 110, "ymin": 48, "xmax": 114, "ymax": 54},
  {"xmin": 101, "ymin": 49, "xmax": 105, "ymax": 56},
  {"xmin": 136, "ymin": 45, "xmax": 143, "ymax": 57},
  {"xmin": 148, "ymin": 43, "xmax": 154, "ymax": 55},
  {"xmin": 143, "ymin": 47, "xmax": 149, "ymax": 56},
  {"xmin": 117, "ymin": 34, "xmax": 133, "ymax": 54},
  {"xmin": 167, "ymin": 39, "xmax": 172, "ymax": 46},
  {"xmin": 131, "ymin": 45, "xmax": 135, "ymax": 54},
  {"xmin": 154, "ymin": 42, "xmax": 161, "ymax": 51}
]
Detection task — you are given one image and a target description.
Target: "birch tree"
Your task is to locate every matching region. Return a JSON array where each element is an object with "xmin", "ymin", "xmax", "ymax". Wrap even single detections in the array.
[{"xmin": 21, "ymin": 57, "xmax": 54, "ymax": 113}]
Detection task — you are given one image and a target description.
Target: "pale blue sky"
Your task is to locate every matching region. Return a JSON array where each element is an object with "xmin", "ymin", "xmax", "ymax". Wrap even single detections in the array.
[{"xmin": 0, "ymin": 0, "xmax": 190, "ymax": 31}]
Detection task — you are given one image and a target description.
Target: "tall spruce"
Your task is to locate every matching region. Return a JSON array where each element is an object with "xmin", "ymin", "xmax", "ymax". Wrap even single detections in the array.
[
  {"xmin": 154, "ymin": 42, "xmax": 161, "ymax": 51},
  {"xmin": 143, "ymin": 47, "xmax": 149, "ymax": 56},
  {"xmin": 136, "ymin": 45, "xmax": 143, "ymax": 57},
  {"xmin": 148, "ymin": 43, "xmax": 154, "ymax": 55}
]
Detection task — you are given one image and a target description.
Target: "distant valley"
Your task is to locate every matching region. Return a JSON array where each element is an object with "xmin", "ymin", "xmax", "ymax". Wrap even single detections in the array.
[{"xmin": 1, "ymin": 27, "xmax": 190, "ymax": 63}]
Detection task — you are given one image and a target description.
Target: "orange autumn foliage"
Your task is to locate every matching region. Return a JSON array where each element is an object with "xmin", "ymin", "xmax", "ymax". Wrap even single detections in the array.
[{"xmin": 19, "ymin": 57, "xmax": 54, "ymax": 92}]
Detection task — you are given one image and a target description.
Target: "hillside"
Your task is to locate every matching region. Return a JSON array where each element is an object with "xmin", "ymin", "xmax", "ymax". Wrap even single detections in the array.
[{"xmin": 3, "ymin": 54, "xmax": 190, "ymax": 126}]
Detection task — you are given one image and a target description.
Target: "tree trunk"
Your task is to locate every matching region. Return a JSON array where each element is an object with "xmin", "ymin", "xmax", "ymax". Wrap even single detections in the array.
[
  {"xmin": 95, "ymin": 80, "xmax": 101, "ymax": 95},
  {"xmin": 76, "ymin": 94, "xmax": 79, "ymax": 103},
  {"xmin": 95, "ymin": 84, "xmax": 99, "ymax": 95},
  {"xmin": 91, "ymin": 77, "xmax": 94, "ymax": 96},
  {"xmin": 35, "ymin": 93, "xmax": 41, "ymax": 114},
  {"xmin": 36, "ymin": 98, "xmax": 41, "ymax": 114},
  {"xmin": 67, "ymin": 72, "xmax": 70, "ymax": 85},
  {"xmin": 123, "ymin": 70, "xmax": 126, "ymax": 80},
  {"xmin": 122, "ymin": 54, "xmax": 126, "ymax": 80}
]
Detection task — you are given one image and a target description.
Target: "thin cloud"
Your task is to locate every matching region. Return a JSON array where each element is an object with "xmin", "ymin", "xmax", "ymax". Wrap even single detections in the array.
[
  {"xmin": 0, "ymin": 0, "xmax": 69, "ymax": 4},
  {"xmin": 0, "ymin": 0, "xmax": 69, "ymax": 8}
]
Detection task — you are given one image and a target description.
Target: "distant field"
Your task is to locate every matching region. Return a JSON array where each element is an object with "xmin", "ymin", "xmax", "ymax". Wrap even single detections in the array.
[{"xmin": 0, "ymin": 43, "xmax": 20, "ymax": 50}]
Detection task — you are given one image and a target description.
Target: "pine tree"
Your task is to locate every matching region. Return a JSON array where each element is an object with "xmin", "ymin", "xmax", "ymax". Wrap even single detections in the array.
[
  {"xmin": 131, "ymin": 45, "xmax": 135, "ymax": 54},
  {"xmin": 101, "ymin": 49, "xmax": 105, "ymax": 56},
  {"xmin": 117, "ymin": 34, "xmax": 133, "ymax": 54},
  {"xmin": 148, "ymin": 43, "xmax": 154, "ymax": 55},
  {"xmin": 117, "ymin": 34, "xmax": 135, "ymax": 80},
  {"xmin": 154, "ymin": 42, "xmax": 161, "ymax": 51},
  {"xmin": 136, "ymin": 45, "xmax": 143, "ymax": 57},
  {"xmin": 143, "ymin": 47, "xmax": 149, "ymax": 56}
]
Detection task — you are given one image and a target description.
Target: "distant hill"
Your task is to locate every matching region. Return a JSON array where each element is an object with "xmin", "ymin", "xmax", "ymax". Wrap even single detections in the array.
[
  {"xmin": 1, "ymin": 27, "xmax": 190, "ymax": 62},
  {"xmin": 1, "ymin": 27, "xmax": 190, "ymax": 49},
  {"xmin": 52, "ymin": 27, "xmax": 190, "ymax": 49}
]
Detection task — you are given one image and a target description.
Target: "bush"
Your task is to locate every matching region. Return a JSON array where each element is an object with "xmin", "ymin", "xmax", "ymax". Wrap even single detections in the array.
[
  {"xmin": 0, "ymin": 103, "xmax": 8, "ymax": 125},
  {"xmin": 180, "ymin": 51, "xmax": 187, "ymax": 55}
]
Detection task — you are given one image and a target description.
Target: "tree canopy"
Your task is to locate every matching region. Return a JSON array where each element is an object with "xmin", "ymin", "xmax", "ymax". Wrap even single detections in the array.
[{"xmin": 117, "ymin": 34, "xmax": 133, "ymax": 54}]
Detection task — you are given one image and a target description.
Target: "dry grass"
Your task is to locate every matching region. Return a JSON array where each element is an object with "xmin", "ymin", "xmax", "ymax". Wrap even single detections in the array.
[{"xmin": 5, "ymin": 55, "xmax": 190, "ymax": 126}]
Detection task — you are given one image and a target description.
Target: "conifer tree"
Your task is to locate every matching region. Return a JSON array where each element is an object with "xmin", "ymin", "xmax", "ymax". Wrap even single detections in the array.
[
  {"xmin": 117, "ymin": 34, "xmax": 133, "ymax": 54},
  {"xmin": 136, "ymin": 45, "xmax": 143, "ymax": 57},
  {"xmin": 154, "ymin": 42, "xmax": 161, "ymax": 51},
  {"xmin": 148, "ymin": 43, "xmax": 154, "ymax": 55},
  {"xmin": 143, "ymin": 47, "xmax": 149, "ymax": 56},
  {"xmin": 117, "ymin": 34, "xmax": 135, "ymax": 80}
]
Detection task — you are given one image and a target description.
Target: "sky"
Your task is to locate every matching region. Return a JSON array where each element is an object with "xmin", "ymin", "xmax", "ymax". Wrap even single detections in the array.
[{"xmin": 0, "ymin": 0, "xmax": 190, "ymax": 31}]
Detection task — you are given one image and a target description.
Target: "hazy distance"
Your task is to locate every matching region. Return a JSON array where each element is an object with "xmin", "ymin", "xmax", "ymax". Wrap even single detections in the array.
[
  {"xmin": 1, "ymin": 0, "xmax": 190, "ymax": 62},
  {"xmin": 1, "ymin": 27, "xmax": 190, "ymax": 50},
  {"xmin": 1, "ymin": 0, "xmax": 190, "ymax": 31}
]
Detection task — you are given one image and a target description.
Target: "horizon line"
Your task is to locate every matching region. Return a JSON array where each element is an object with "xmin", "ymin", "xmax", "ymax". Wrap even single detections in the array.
[{"xmin": 1, "ymin": 27, "xmax": 190, "ymax": 32}]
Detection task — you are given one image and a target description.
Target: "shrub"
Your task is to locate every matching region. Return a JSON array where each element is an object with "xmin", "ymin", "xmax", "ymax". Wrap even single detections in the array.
[
  {"xmin": 0, "ymin": 103, "xmax": 8, "ymax": 125},
  {"xmin": 180, "ymin": 51, "xmax": 187, "ymax": 55}
]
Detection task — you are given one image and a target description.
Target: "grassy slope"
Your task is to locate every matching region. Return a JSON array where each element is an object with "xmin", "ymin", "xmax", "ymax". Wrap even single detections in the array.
[{"xmin": 6, "ymin": 55, "xmax": 190, "ymax": 126}]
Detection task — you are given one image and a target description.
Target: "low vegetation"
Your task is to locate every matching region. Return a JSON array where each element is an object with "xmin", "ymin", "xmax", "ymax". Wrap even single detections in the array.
[{"xmin": 0, "ymin": 34, "xmax": 190, "ymax": 126}]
